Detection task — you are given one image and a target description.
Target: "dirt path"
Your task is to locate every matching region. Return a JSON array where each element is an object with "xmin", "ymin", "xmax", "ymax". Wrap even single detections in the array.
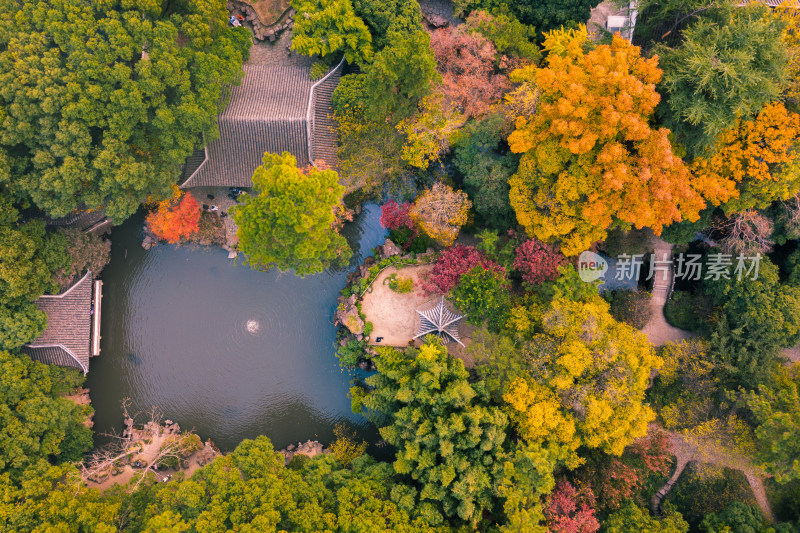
[
  {"xmin": 651, "ymin": 428, "xmax": 775, "ymax": 522},
  {"xmin": 361, "ymin": 265, "xmax": 436, "ymax": 346},
  {"xmin": 641, "ymin": 238, "xmax": 697, "ymax": 346}
]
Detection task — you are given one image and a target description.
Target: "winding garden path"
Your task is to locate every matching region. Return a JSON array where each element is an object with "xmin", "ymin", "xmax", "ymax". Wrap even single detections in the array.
[
  {"xmin": 651, "ymin": 428, "xmax": 775, "ymax": 523},
  {"xmin": 641, "ymin": 238, "xmax": 696, "ymax": 346}
]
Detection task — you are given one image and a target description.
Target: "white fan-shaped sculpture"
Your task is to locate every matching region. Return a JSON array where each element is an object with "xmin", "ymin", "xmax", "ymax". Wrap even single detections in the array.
[{"xmin": 413, "ymin": 297, "xmax": 464, "ymax": 346}]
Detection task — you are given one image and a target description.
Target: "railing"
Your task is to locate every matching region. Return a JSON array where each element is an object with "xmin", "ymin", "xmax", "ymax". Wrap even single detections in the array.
[{"xmin": 305, "ymin": 56, "xmax": 345, "ymax": 166}]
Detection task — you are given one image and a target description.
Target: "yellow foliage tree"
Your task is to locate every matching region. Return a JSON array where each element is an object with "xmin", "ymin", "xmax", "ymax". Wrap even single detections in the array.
[
  {"xmin": 396, "ymin": 93, "xmax": 466, "ymax": 169},
  {"xmin": 502, "ymin": 296, "xmax": 661, "ymax": 456},
  {"xmin": 410, "ymin": 182, "xmax": 471, "ymax": 245},
  {"xmin": 507, "ymin": 28, "xmax": 708, "ymax": 255},
  {"xmin": 690, "ymin": 102, "xmax": 800, "ymax": 214}
]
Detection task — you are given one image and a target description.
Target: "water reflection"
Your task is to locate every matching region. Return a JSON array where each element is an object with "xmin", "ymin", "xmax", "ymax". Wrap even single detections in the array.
[{"xmin": 87, "ymin": 204, "xmax": 387, "ymax": 452}]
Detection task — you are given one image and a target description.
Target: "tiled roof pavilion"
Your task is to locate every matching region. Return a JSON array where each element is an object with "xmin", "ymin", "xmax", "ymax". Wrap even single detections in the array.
[
  {"xmin": 21, "ymin": 271, "xmax": 94, "ymax": 374},
  {"xmin": 180, "ymin": 36, "xmax": 342, "ymax": 189}
]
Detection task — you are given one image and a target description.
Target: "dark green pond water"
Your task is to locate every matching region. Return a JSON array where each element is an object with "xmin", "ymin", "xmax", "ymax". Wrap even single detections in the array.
[{"xmin": 86, "ymin": 204, "xmax": 386, "ymax": 452}]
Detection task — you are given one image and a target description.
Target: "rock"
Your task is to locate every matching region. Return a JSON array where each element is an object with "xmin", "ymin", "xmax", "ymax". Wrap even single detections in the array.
[
  {"xmin": 142, "ymin": 235, "xmax": 155, "ymax": 250},
  {"xmin": 334, "ymin": 294, "xmax": 362, "ymax": 334},
  {"xmin": 364, "ymin": 256, "xmax": 376, "ymax": 267},
  {"xmin": 423, "ymin": 12, "xmax": 449, "ymax": 27},
  {"xmin": 287, "ymin": 443, "xmax": 295, "ymax": 451},
  {"xmin": 269, "ymin": 34, "xmax": 276, "ymax": 42},
  {"xmin": 358, "ymin": 360, "xmax": 370, "ymax": 371},
  {"xmin": 227, "ymin": 250, "xmax": 238, "ymax": 259},
  {"xmin": 344, "ymin": 312, "xmax": 364, "ymax": 335},
  {"xmin": 380, "ymin": 239, "xmax": 402, "ymax": 259}
]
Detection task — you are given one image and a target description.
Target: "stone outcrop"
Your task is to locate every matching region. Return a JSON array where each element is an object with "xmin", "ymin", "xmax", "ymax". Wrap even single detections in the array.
[
  {"xmin": 280, "ymin": 440, "xmax": 327, "ymax": 465},
  {"xmin": 379, "ymin": 239, "xmax": 402, "ymax": 259},
  {"xmin": 227, "ymin": 1, "xmax": 295, "ymax": 42},
  {"xmin": 334, "ymin": 294, "xmax": 363, "ymax": 335}
]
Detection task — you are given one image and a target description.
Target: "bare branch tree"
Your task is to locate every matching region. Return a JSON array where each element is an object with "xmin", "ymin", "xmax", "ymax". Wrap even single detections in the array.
[
  {"xmin": 714, "ymin": 210, "xmax": 774, "ymax": 256},
  {"xmin": 80, "ymin": 400, "xmax": 201, "ymax": 491}
]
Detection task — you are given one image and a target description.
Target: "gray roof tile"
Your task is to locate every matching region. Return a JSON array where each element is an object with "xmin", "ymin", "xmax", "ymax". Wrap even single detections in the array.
[{"xmin": 22, "ymin": 271, "xmax": 93, "ymax": 373}]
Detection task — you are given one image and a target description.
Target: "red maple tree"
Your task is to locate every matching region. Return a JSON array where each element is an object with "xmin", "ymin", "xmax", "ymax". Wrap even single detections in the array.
[
  {"xmin": 577, "ymin": 430, "xmax": 673, "ymax": 511},
  {"xmin": 544, "ymin": 480, "xmax": 600, "ymax": 533},
  {"xmin": 423, "ymin": 245, "xmax": 504, "ymax": 294},
  {"xmin": 429, "ymin": 26, "xmax": 510, "ymax": 118},
  {"xmin": 513, "ymin": 237, "xmax": 568, "ymax": 284},
  {"xmin": 146, "ymin": 193, "xmax": 201, "ymax": 244}
]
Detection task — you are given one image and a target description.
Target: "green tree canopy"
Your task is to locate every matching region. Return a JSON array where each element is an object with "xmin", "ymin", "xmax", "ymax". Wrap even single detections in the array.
[
  {"xmin": 361, "ymin": 30, "xmax": 440, "ymax": 120},
  {"xmin": 232, "ymin": 152, "xmax": 351, "ymax": 277},
  {"xmin": 0, "ymin": 195, "xmax": 69, "ymax": 351},
  {"xmin": 604, "ymin": 503, "xmax": 689, "ymax": 533},
  {"xmin": 453, "ymin": 114, "xmax": 518, "ymax": 230},
  {"xmin": 0, "ymin": 461, "xmax": 118, "ymax": 532},
  {"xmin": 741, "ymin": 369, "xmax": 800, "ymax": 483},
  {"xmin": 0, "ymin": 0, "xmax": 250, "ymax": 222},
  {"xmin": 355, "ymin": 339, "xmax": 509, "ymax": 527},
  {"xmin": 0, "ymin": 351, "xmax": 93, "ymax": 476},
  {"xmin": 291, "ymin": 0, "xmax": 374, "ymax": 65},
  {"xmin": 351, "ymin": 0, "xmax": 423, "ymax": 50},
  {"xmin": 656, "ymin": 3, "xmax": 789, "ymax": 158},
  {"xmin": 704, "ymin": 256, "xmax": 800, "ymax": 388}
]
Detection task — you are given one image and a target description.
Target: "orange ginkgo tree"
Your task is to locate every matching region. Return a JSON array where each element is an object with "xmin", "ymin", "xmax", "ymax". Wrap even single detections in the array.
[
  {"xmin": 507, "ymin": 27, "xmax": 709, "ymax": 255},
  {"xmin": 690, "ymin": 102, "xmax": 800, "ymax": 214},
  {"xmin": 145, "ymin": 190, "xmax": 201, "ymax": 243}
]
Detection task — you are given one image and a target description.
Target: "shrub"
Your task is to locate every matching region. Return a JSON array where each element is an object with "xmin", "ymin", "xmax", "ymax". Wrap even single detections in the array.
[
  {"xmin": 664, "ymin": 291, "xmax": 713, "ymax": 333},
  {"xmin": 386, "ymin": 273, "xmax": 413, "ymax": 293},
  {"xmin": 664, "ymin": 462, "xmax": 757, "ymax": 529},
  {"xmin": 423, "ymin": 245, "xmax": 504, "ymax": 293},
  {"xmin": 605, "ymin": 290, "xmax": 652, "ymax": 329},
  {"xmin": 601, "ymin": 227, "xmax": 653, "ymax": 257},
  {"xmin": 329, "ymin": 423, "xmax": 368, "ymax": 467},
  {"xmin": 336, "ymin": 338, "xmax": 366, "ymax": 366},
  {"xmin": 309, "ymin": 61, "xmax": 328, "ymax": 81},
  {"xmin": 765, "ymin": 477, "xmax": 800, "ymax": 523},
  {"xmin": 53, "ymin": 228, "xmax": 111, "ymax": 291},
  {"xmin": 363, "ymin": 321, "xmax": 374, "ymax": 336},
  {"xmin": 513, "ymin": 237, "xmax": 568, "ymax": 285},
  {"xmin": 451, "ymin": 266, "xmax": 510, "ymax": 331}
]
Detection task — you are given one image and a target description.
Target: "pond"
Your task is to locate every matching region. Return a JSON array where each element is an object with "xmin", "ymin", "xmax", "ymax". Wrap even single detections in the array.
[{"xmin": 86, "ymin": 204, "xmax": 387, "ymax": 452}]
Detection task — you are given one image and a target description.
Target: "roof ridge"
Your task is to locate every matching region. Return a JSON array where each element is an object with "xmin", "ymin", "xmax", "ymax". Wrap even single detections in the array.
[
  {"xmin": 38, "ymin": 270, "xmax": 92, "ymax": 299},
  {"xmin": 22, "ymin": 343, "xmax": 88, "ymax": 374}
]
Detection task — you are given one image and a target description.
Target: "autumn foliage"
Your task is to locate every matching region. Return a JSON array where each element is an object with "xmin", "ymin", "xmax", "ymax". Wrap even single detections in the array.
[
  {"xmin": 423, "ymin": 245, "xmax": 504, "ymax": 294},
  {"xmin": 380, "ymin": 199, "xmax": 416, "ymax": 234},
  {"xmin": 429, "ymin": 26, "xmax": 509, "ymax": 118},
  {"xmin": 513, "ymin": 238, "xmax": 568, "ymax": 284},
  {"xmin": 507, "ymin": 28, "xmax": 708, "ymax": 255},
  {"xmin": 690, "ymin": 102, "xmax": 800, "ymax": 214},
  {"xmin": 410, "ymin": 182, "xmax": 471, "ymax": 246},
  {"xmin": 146, "ymin": 192, "xmax": 201, "ymax": 243},
  {"xmin": 544, "ymin": 480, "xmax": 600, "ymax": 533},
  {"xmin": 577, "ymin": 430, "xmax": 673, "ymax": 511}
]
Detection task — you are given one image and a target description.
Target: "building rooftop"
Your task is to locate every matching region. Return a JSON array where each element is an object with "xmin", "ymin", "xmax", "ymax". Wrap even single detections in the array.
[
  {"xmin": 181, "ymin": 36, "xmax": 342, "ymax": 189},
  {"xmin": 21, "ymin": 271, "xmax": 94, "ymax": 374}
]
